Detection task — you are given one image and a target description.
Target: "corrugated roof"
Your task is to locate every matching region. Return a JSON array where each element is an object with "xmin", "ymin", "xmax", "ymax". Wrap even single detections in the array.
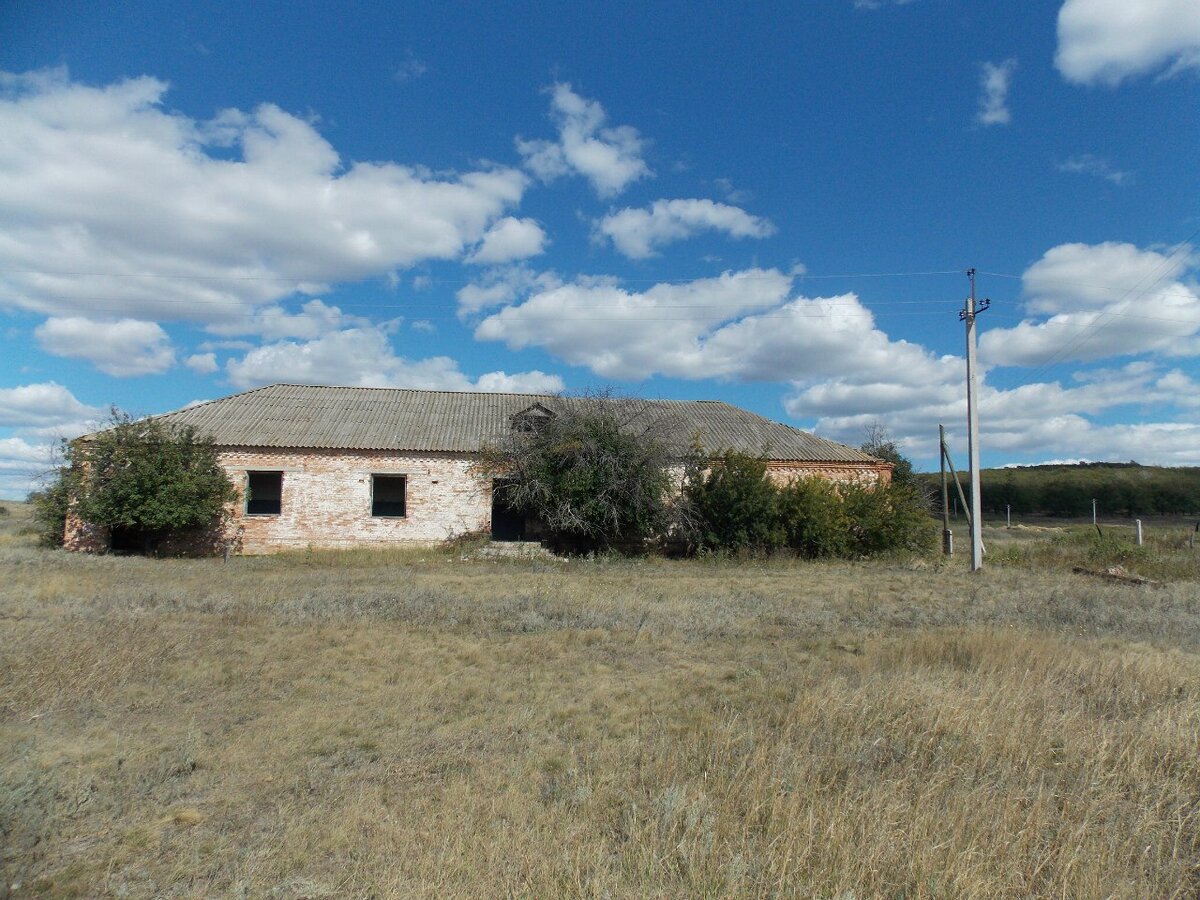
[{"xmin": 146, "ymin": 383, "xmax": 882, "ymax": 464}]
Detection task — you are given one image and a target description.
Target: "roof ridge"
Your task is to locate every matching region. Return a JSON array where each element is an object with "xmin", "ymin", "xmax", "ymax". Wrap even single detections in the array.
[{"xmin": 265, "ymin": 382, "xmax": 560, "ymax": 400}]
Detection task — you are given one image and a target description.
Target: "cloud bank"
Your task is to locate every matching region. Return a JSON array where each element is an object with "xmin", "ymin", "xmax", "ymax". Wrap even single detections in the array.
[{"xmin": 0, "ymin": 68, "xmax": 528, "ymax": 332}]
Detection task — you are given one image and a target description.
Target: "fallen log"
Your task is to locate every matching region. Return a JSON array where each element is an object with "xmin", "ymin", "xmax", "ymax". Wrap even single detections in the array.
[{"xmin": 1071, "ymin": 565, "xmax": 1161, "ymax": 587}]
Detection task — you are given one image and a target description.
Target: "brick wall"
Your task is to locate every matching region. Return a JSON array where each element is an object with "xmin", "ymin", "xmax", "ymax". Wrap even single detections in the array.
[
  {"xmin": 219, "ymin": 448, "xmax": 492, "ymax": 553},
  {"xmin": 63, "ymin": 512, "xmax": 108, "ymax": 553},
  {"xmin": 212, "ymin": 451, "xmax": 892, "ymax": 554},
  {"xmin": 765, "ymin": 461, "xmax": 893, "ymax": 485}
]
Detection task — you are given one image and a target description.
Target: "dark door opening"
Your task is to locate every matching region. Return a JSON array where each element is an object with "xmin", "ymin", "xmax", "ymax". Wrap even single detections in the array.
[
  {"xmin": 490, "ymin": 479, "xmax": 526, "ymax": 541},
  {"xmin": 109, "ymin": 526, "xmax": 156, "ymax": 554}
]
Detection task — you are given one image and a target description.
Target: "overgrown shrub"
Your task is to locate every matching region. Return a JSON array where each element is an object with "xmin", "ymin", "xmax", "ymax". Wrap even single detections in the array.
[
  {"xmin": 476, "ymin": 394, "xmax": 675, "ymax": 553},
  {"xmin": 30, "ymin": 472, "xmax": 72, "ymax": 547},
  {"xmin": 37, "ymin": 410, "xmax": 236, "ymax": 553},
  {"xmin": 683, "ymin": 451, "xmax": 785, "ymax": 553},
  {"xmin": 776, "ymin": 476, "xmax": 851, "ymax": 558},
  {"xmin": 685, "ymin": 450, "xmax": 935, "ymax": 558},
  {"xmin": 842, "ymin": 481, "xmax": 938, "ymax": 556}
]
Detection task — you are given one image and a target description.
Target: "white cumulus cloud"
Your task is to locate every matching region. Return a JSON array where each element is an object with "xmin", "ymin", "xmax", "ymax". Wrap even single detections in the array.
[
  {"xmin": 456, "ymin": 265, "xmax": 562, "ymax": 316},
  {"xmin": 0, "ymin": 68, "xmax": 528, "ymax": 327},
  {"xmin": 0, "ymin": 382, "xmax": 100, "ymax": 428},
  {"xmin": 35, "ymin": 317, "xmax": 176, "ymax": 376},
  {"xmin": 206, "ymin": 299, "xmax": 366, "ymax": 341},
  {"xmin": 473, "ymin": 268, "xmax": 949, "ymax": 388},
  {"xmin": 0, "ymin": 382, "xmax": 103, "ymax": 496},
  {"xmin": 787, "ymin": 358, "xmax": 1200, "ymax": 466},
  {"xmin": 595, "ymin": 199, "xmax": 776, "ymax": 259},
  {"xmin": 466, "ymin": 217, "xmax": 548, "ymax": 265},
  {"xmin": 185, "ymin": 352, "xmax": 219, "ymax": 374},
  {"xmin": 225, "ymin": 325, "xmax": 563, "ymax": 393},
  {"xmin": 1056, "ymin": 0, "xmax": 1200, "ymax": 85},
  {"xmin": 980, "ymin": 241, "xmax": 1200, "ymax": 366},
  {"xmin": 977, "ymin": 59, "xmax": 1017, "ymax": 126},
  {"xmin": 516, "ymin": 83, "xmax": 651, "ymax": 198}
]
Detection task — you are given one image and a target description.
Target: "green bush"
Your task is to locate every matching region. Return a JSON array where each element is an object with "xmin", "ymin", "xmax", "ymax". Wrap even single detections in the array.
[
  {"xmin": 685, "ymin": 451, "xmax": 936, "ymax": 559},
  {"xmin": 842, "ymin": 481, "xmax": 937, "ymax": 556},
  {"xmin": 30, "ymin": 473, "xmax": 72, "ymax": 547},
  {"xmin": 776, "ymin": 476, "xmax": 850, "ymax": 558},
  {"xmin": 683, "ymin": 451, "xmax": 784, "ymax": 554},
  {"xmin": 37, "ymin": 410, "xmax": 236, "ymax": 553},
  {"xmin": 1083, "ymin": 533, "xmax": 1151, "ymax": 567},
  {"xmin": 476, "ymin": 395, "xmax": 675, "ymax": 553}
]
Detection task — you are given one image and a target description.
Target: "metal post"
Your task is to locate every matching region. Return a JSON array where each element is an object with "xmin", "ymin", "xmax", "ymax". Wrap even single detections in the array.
[
  {"xmin": 1006, "ymin": 504, "xmax": 1011, "ymax": 529},
  {"xmin": 961, "ymin": 269, "xmax": 989, "ymax": 572},
  {"xmin": 1136, "ymin": 519, "xmax": 1143, "ymax": 546},
  {"xmin": 940, "ymin": 424, "xmax": 952, "ymax": 555},
  {"xmin": 1092, "ymin": 498, "xmax": 1097, "ymax": 525}
]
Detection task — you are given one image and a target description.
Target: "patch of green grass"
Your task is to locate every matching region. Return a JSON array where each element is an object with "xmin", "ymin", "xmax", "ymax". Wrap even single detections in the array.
[{"xmin": 986, "ymin": 522, "xmax": 1199, "ymax": 581}]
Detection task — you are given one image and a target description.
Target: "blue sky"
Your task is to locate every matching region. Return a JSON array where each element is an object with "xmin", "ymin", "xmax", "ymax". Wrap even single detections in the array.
[{"xmin": 2, "ymin": 0, "xmax": 1199, "ymax": 495}]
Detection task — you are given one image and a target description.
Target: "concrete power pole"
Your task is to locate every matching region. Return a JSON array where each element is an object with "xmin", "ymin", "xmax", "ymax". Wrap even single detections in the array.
[{"xmin": 961, "ymin": 269, "xmax": 990, "ymax": 572}]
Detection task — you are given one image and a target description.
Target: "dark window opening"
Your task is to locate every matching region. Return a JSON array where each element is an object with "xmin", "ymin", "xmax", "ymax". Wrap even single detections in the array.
[
  {"xmin": 372, "ymin": 474, "xmax": 407, "ymax": 517},
  {"xmin": 246, "ymin": 471, "xmax": 282, "ymax": 516}
]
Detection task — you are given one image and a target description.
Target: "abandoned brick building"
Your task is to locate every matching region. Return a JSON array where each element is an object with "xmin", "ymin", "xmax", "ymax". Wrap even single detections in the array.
[{"xmin": 65, "ymin": 383, "xmax": 891, "ymax": 554}]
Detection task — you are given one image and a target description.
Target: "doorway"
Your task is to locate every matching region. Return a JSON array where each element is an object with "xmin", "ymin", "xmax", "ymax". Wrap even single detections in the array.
[{"xmin": 490, "ymin": 479, "xmax": 526, "ymax": 541}]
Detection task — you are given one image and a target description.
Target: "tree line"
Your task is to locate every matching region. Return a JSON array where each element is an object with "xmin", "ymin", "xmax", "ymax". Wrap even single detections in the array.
[{"xmin": 916, "ymin": 463, "xmax": 1200, "ymax": 519}]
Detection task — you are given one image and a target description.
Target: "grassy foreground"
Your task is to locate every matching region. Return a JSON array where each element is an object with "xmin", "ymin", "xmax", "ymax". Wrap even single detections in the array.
[{"xmin": 2, "ymin": 504, "xmax": 1200, "ymax": 897}]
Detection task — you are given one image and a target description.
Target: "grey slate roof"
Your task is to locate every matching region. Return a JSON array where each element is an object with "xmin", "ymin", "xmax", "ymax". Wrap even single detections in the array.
[{"xmin": 150, "ymin": 383, "xmax": 881, "ymax": 464}]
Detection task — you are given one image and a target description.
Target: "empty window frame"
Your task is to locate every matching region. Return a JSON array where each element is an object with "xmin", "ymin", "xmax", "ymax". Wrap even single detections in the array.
[
  {"xmin": 246, "ymin": 471, "xmax": 283, "ymax": 516},
  {"xmin": 371, "ymin": 474, "xmax": 407, "ymax": 517}
]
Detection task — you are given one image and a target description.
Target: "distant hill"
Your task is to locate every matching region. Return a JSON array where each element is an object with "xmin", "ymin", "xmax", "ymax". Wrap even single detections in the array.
[{"xmin": 916, "ymin": 462, "xmax": 1200, "ymax": 517}]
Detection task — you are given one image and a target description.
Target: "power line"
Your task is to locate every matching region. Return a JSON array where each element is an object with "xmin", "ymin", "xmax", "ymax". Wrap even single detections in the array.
[
  {"xmin": 978, "ymin": 270, "xmax": 1198, "ymax": 301},
  {"xmin": 0, "ymin": 290, "xmax": 967, "ymax": 311},
  {"xmin": 0, "ymin": 266, "xmax": 967, "ymax": 283}
]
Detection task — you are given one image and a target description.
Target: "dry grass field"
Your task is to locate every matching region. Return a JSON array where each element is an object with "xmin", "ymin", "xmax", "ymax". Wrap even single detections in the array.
[{"xmin": 2, "ymin": 501, "xmax": 1200, "ymax": 898}]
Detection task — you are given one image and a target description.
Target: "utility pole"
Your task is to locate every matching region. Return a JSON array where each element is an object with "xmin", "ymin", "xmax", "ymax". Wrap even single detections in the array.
[{"xmin": 961, "ymin": 268, "xmax": 990, "ymax": 572}]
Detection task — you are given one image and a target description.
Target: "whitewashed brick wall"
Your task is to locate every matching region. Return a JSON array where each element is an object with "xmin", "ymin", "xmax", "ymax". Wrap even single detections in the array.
[{"xmin": 220, "ymin": 448, "xmax": 492, "ymax": 553}]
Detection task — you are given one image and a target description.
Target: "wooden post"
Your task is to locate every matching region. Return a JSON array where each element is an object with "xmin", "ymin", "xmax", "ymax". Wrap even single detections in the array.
[{"xmin": 940, "ymin": 425, "xmax": 952, "ymax": 555}]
